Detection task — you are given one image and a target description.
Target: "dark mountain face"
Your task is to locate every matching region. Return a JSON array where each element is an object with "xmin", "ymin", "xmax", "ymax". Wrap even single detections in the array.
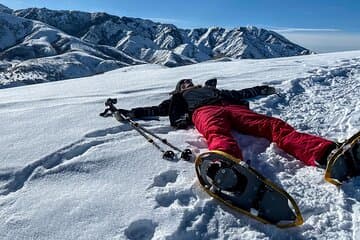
[{"xmin": 0, "ymin": 4, "xmax": 12, "ymax": 14}]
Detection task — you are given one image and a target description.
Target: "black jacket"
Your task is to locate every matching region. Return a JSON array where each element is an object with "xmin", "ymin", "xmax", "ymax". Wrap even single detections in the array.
[{"xmin": 130, "ymin": 85, "xmax": 273, "ymax": 129}]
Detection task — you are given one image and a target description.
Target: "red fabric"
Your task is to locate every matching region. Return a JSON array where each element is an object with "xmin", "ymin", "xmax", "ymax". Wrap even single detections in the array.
[{"xmin": 192, "ymin": 104, "xmax": 334, "ymax": 166}]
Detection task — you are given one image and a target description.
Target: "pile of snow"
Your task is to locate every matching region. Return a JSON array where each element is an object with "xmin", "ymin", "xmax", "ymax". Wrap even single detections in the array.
[{"xmin": 0, "ymin": 51, "xmax": 359, "ymax": 239}]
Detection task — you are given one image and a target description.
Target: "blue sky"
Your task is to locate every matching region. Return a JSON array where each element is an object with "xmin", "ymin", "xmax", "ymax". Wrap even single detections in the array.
[{"xmin": 1, "ymin": 0, "xmax": 360, "ymax": 52}]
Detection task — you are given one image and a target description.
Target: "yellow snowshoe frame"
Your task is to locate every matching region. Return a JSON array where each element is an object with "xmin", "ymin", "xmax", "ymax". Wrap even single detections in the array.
[
  {"xmin": 325, "ymin": 131, "xmax": 360, "ymax": 186},
  {"xmin": 195, "ymin": 150, "xmax": 304, "ymax": 228}
]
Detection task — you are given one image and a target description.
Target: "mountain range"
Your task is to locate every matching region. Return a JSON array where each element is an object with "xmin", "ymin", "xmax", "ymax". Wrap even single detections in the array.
[{"xmin": 0, "ymin": 4, "xmax": 312, "ymax": 88}]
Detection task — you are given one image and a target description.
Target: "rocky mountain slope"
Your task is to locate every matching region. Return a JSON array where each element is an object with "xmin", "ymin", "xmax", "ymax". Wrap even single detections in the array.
[
  {"xmin": 0, "ymin": 5, "xmax": 311, "ymax": 88},
  {"xmin": 0, "ymin": 12, "xmax": 143, "ymax": 88}
]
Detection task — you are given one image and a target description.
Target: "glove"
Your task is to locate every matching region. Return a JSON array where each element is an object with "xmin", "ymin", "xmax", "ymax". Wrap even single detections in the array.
[
  {"xmin": 175, "ymin": 119, "xmax": 188, "ymax": 129},
  {"xmin": 259, "ymin": 86, "xmax": 276, "ymax": 95},
  {"xmin": 174, "ymin": 115, "xmax": 190, "ymax": 129},
  {"xmin": 204, "ymin": 78, "xmax": 217, "ymax": 88}
]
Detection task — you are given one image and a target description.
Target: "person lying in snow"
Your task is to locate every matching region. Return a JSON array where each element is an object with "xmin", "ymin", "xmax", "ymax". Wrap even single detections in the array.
[{"xmin": 117, "ymin": 78, "xmax": 336, "ymax": 168}]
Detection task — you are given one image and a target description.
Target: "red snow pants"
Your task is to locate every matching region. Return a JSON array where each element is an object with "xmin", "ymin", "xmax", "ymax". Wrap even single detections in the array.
[{"xmin": 192, "ymin": 104, "xmax": 334, "ymax": 166}]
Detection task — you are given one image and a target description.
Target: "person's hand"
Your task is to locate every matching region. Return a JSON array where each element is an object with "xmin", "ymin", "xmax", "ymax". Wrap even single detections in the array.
[
  {"xmin": 175, "ymin": 120, "xmax": 188, "ymax": 129},
  {"xmin": 259, "ymin": 86, "xmax": 276, "ymax": 95},
  {"xmin": 174, "ymin": 115, "xmax": 189, "ymax": 129}
]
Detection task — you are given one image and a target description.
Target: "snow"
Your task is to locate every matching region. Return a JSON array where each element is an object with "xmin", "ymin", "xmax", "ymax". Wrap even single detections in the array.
[
  {"xmin": 0, "ymin": 13, "xmax": 33, "ymax": 51},
  {"xmin": 0, "ymin": 50, "xmax": 360, "ymax": 239}
]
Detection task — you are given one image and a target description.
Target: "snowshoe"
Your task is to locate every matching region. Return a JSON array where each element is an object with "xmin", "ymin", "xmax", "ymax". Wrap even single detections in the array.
[
  {"xmin": 325, "ymin": 130, "xmax": 360, "ymax": 186},
  {"xmin": 205, "ymin": 159, "xmax": 247, "ymax": 193},
  {"xmin": 195, "ymin": 150, "xmax": 303, "ymax": 228}
]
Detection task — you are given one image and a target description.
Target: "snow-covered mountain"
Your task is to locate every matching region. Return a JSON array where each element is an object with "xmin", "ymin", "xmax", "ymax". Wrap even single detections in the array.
[
  {"xmin": 15, "ymin": 7, "xmax": 311, "ymax": 62},
  {"xmin": 0, "ymin": 5, "xmax": 311, "ymax": 88},
  {"xmin": 0, "ymin": 3, "xmax": 12, "ymax": 14},
  {"xmin": 0, "ymin": 50, "xmax": 359, "ymax": 239},
  {"xmin": 0, "ymin": 12, "xmax": 143, "ymax": 88}
]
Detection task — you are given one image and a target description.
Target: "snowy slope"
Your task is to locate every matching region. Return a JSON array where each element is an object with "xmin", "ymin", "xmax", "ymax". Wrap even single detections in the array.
[
  {"xmin": 0, "ymin": 3, "xmax": 12, "ymax": 14},
  {"xmin": 0, "ymin": 51, "xmax": 360, "ymax": 240}
]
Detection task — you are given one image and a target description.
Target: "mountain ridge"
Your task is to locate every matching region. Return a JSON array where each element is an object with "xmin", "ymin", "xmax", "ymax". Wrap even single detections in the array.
[{"xmin": 0, "ymin": 5, "xmax": 312, "ymax": 88}]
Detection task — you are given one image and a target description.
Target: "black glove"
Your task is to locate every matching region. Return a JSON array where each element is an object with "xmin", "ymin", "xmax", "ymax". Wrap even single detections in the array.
[
  {"xmin": 259, "ymin": 86, "xmax": 276, "ymax": 95},
  {"xmin": 174, "ymin": 119, "xmax": 188, "ymax": 129},
  {"xmin": 174, "ymin": 115, "xmax": 190, "ymax": 129},
  {"xmin": 204, "ymin": 78, "xmax": 217, "ymax": 88}
]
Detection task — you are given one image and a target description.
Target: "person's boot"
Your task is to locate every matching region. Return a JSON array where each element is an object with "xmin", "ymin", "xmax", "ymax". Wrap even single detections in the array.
[
  {"xmin": 206, "ymin": 160, "xmax": 247, "ymax": 193},
  {"xmin": 315, "ymin": 143, "xmax": 339, "ymax": 169}
]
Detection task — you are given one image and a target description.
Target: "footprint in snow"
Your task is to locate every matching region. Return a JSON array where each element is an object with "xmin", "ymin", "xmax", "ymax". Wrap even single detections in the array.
[
  {"xmin": 166, "ymin": 200, "xmax": 219, "ymax": 239},
  {"xmin": 124, "ymin": 219, "xmax": 158, "ymax": 240},
  {"xmin": 147, "ymin": 170, "xmax": 197, "ymax": 208},
  {"xmin": 148, "ymin": 170, "xmax": 179, "ymax": 189},
  {"xmin": 155, "ymin": 188, "xmax": 197, "ymax": 208}
]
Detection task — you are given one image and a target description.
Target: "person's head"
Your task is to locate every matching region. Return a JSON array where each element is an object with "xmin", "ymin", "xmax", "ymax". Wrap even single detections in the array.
[
  {"xmin": 179, "ymin": 79, "xmax": 194, "ymax": 91},
  {"xmin": 171, "ymin": 79, "xmax": 195, "ymax": 94}
]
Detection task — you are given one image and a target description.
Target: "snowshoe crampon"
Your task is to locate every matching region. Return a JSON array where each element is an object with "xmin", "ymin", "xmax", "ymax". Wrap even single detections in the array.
[
  {"xmin": 325, "ymin": 131, "xmax": 360, "ymax": 186},
  {"xmin": 195, "ymin": 150, "xmax": 303, "ymax": 228}
]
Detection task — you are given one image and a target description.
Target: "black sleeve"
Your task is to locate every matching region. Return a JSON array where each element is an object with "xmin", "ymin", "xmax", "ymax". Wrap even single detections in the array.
[
  {"xmin": 130, "ymin": 99, "xmax": 171, "ymax": 118},
  {"xmin": 220, "ymin": 86, "xmax": 271, "ymax": 100},
  {"xmin": 168, "ymin": 93, "xmax": 191, "ymax": 128}
]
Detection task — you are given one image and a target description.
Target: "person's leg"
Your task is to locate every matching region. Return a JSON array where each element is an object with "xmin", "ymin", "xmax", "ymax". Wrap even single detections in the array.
[
  {"xmin": 192, "ymin": 105, "xmax": 242, "ymax": 159},
  {"xmin": 227, "ymin": 105, "xmax": 335, "ymax": 166}
]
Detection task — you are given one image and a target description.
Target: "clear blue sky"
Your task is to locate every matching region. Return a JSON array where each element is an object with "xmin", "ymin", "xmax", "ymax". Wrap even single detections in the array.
[{"xmin": 1, "ymin": 0, "xmax": 360, "ymax": 52}]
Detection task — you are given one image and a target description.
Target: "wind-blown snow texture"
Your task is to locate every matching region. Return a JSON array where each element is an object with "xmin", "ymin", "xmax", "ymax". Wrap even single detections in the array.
[
  {"xmin": 0, "ymin": 51, "xmax": 359, "ymax": 240},
  {"xmin": 0, "ymin": 6, "xmax": 310, "ymax": 88}
]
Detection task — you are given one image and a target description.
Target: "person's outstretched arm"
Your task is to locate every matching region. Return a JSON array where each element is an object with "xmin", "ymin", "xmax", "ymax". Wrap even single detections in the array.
[
  {"xmin": 117, "ymin": 99, "xmax": 171, "ymax": 118},
  {"xmin": 221, "ymin": 85, "xmax": 276, "ymax": 100}
]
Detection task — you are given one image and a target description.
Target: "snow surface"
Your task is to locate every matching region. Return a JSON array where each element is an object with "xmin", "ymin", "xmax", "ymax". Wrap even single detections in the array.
[{"xmin": 0, "ymin": 51, "xmax": 360, "ymax": 240}]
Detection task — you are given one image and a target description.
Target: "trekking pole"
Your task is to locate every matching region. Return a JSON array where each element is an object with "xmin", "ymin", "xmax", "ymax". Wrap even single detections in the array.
[
  {"xmin": 126, "ymin": 118, "xmax": 188, "ymax": 153},
  {"xmin": 120, "ymin": 113, "xmax": 177, "ymax": 160},
  {"xmin": 100, "ymin": 98, "xmax": 193, "ymax": 161}
]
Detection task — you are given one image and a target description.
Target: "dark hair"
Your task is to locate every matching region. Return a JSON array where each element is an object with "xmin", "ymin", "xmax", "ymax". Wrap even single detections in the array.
[{"xmin": 170, "ymin": 79, "xmax": 193, "ymax": 95}]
